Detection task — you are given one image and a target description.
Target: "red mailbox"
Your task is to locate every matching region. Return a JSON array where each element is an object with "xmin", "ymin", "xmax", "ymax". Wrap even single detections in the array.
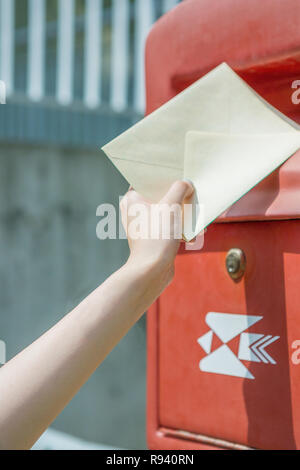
[{"xmin": 146, "ymin": 0, "xmax": 300, "ymax": 450}]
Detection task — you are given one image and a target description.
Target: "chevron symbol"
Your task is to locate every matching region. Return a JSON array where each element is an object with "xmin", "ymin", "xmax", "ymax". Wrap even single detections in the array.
[
  {"xmin": 197, "ymin": 313, "xmax": 280, "ymax": 380},
  {"xmin": 238, "ymin": 333, "xmax": 280, "ymax": 364}
]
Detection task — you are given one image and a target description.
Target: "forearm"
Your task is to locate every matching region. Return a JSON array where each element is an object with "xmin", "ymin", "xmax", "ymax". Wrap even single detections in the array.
[{"xmin": 0, "ymin": 258, "xmax": 167, "ymax": 450}]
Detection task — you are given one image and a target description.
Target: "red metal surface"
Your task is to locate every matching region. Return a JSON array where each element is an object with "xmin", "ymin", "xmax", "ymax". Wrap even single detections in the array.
[
  {"xmin": 154, "ymin": 222, "xmax": 300, "ymax": 450},
  {"xmin": 146, "ymin": 0, "xmax": 300, "ymax": 450},
  {"xmin": 145, "ymin": 0, "xmax": 300, "ymax": 223}
]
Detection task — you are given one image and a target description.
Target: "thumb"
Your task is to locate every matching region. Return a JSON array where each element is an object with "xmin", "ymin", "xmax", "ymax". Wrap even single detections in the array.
[{"xmin": 160, "ymin": 180, "xmax": 194, "ymax": 205}]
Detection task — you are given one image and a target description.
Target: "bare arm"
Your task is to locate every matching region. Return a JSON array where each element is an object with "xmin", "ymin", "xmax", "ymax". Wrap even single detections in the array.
[{"xmin": 0, "ymin": 181, "xmax": 193, "ymax": 450}]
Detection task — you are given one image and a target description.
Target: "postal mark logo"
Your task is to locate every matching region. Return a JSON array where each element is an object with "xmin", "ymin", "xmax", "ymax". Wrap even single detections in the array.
[{"xmin": 197, "ymin": 313, "xmax": 279, "ymax": 380}]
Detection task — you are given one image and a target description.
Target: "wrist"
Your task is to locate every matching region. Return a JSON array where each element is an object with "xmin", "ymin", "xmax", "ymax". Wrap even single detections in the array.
[
  {"xmin": 126, "ymin": 252, "xmax": 164, "ymax": 275},
  {"xmin": 125, "ymin": 254, "xmax": 174, "ymax": 293}
]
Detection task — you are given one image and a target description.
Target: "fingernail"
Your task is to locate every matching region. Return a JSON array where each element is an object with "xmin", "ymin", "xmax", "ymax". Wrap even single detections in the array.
[{"xmin": 182, "ymin": 178, "xmax": 194, "ymax": 197}]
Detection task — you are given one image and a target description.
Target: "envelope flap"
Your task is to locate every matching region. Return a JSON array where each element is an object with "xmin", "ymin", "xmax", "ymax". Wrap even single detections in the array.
[
  {"xmin": 183, "ymin": 131, "xmax": 300, "ymax": 241},
  {"xmin": 102, "ymin": 63, "xmax": 233, "ymax": 172},
  {"xmin": 102, "ymin": 64, "xmax": 297, "ymax": 187}
]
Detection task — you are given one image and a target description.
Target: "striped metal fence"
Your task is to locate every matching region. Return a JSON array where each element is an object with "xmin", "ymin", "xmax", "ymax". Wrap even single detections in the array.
[{"xmin": 0, "ymin": 0, "xmax": 180, "ymax": 115}]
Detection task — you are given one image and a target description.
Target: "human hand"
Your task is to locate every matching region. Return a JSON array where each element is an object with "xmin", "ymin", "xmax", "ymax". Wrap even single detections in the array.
[{"xmin": 120, "ymin": 181, "xmax": 194, "ymax": 288}]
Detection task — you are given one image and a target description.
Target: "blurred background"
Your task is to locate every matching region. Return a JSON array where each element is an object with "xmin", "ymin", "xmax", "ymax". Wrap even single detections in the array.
[{"xmin": 0, "ymin": 0, "xmax": 182, "ymax": 450}]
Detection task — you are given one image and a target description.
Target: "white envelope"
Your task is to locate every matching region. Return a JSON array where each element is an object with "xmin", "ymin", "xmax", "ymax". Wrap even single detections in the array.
[
  {"xmin": 102, "ymin": 63, "xmax": 300, "ymax": 240},
  {"xmin": 183, "ymin": 131, "xmax": 300, "ymax": 241}
]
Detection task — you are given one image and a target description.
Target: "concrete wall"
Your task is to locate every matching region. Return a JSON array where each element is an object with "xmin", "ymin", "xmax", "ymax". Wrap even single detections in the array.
[{"xmin": 0, "ymin": 141, "xmax": 147, "ymax": 449}]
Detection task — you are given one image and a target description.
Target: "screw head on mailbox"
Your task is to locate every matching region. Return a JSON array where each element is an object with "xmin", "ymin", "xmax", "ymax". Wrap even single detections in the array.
[{"xmin": 225, "ymin": 248, "xmax": 246, "ymax": 281}]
